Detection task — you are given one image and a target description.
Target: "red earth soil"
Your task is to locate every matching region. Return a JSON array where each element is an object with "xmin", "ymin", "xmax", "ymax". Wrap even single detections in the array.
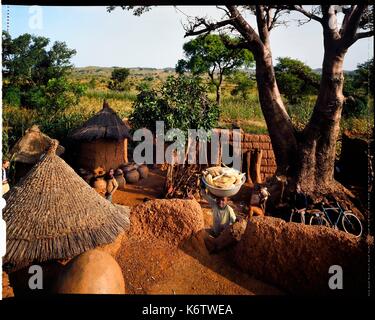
[{"xmin": 111, "ymin": 167, "xmax": 282, "ymax": 295}]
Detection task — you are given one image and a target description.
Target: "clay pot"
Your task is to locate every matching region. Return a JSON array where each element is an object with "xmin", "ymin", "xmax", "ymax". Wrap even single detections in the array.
[
  {"xmin": 115, "ymin": 175, "xmax": 126, "ymax": 190},
  {"xmin": 115, "ymin": 168, "xmax": 124, "ymax": 176},
  {"xmin": 54, "ymin": 249, "xmax": 125, "ymax": 294},
  {"xmin": 125, "ymin": 169, "xmax": 140, "ymax": 184},
  {"xmin": 92, "ymin": 177, "xmax": 107, "ymax": 196},
  {"xmin": 137, "ymin": 164, "xmax": 149, "ymax": 179},
  {"xmin": 122, "ymin": 164, "xmax": 136, "ymax": 173}
]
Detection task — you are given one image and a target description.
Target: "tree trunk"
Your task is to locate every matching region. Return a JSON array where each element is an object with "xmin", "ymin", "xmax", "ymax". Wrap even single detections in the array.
[
  {"xmin": 254, "ymin": 48, "xmax": 298, "ymax": 176},
  {"xmin": 216, "ymin": 84, "xmax": 221, "ymax": 105},
  {"xmin": 296, "ymin": 50, "xmax": 347, "ymax": 197}
]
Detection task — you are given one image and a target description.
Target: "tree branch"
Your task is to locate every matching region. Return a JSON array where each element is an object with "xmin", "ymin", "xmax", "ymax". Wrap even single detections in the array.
[
  {"xmin": 184, "ymin": 18, "xmax": 234, "ymax": 37},
  {"xmin": 290, "ymin": 5, "xmax": 323, "ymax": 24},
  {"xmin": 355, "ymin": 30, "xmax": 374, "ymax": 40},
  {"xmin": 340, "ymin": 4, "xmax": 368, "ymax": 48},
  {"xmin": 339, "ymin": 5, "xmax": 356, "ymax": 36},
  {"xmin": 226, "ymin": 5, "xmax": 264, "ymax": 54}
]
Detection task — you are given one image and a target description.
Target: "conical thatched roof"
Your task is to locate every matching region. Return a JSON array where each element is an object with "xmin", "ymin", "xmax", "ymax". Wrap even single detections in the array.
[
  {"xmin": 68, "ymin": 100, "xmax": 132, "ymax": 141},
  {"xmin": 3, "ymin": 140, "xmax": 130, "ymax": 271},
  {"xmin": 10, "ymin": 125, "xmax": 65, "ymax": 164}
]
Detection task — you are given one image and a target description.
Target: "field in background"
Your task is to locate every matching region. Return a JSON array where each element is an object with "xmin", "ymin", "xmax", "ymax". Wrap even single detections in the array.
[
  {"xmin": 70, "ymin": 66, "xmax": 373, "ymax": 136},
  {"xmin": 3, "ymin": 66, "xmax": 373, "ymax": 157}
]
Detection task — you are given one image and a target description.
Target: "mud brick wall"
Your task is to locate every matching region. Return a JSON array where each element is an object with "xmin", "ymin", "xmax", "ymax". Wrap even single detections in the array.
[
  {"xmin": 213, "ymin": 129, "xmax": 277, "ymax": 181},
  {"xmin": 241, "ymin": 133, "xmax": 277, "ymax": 180}
]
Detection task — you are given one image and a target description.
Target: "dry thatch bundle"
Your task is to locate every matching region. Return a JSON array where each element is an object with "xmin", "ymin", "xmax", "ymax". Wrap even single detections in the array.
[
  {"xmin": 68, "ymin": 100, "xmax": 132, "ymax": 142},
  {"xmin": 10, "ymin": 125, "xmax": 65, "ymax": 164},
  {"xmin": 3, "ymin": 140, "xmax": 130, "ymax": 272}
]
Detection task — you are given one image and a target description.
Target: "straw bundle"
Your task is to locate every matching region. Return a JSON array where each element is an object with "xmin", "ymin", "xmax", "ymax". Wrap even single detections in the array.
[{"xmin": 3, "ymin": 140, "xmax": 130, "ymax": 272}]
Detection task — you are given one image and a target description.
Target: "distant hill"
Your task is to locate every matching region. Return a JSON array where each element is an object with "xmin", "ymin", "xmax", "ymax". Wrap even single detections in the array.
[
  {"xmin": 72, "ymin": 66, "xmax": 177, "ymax": 78},
  {"xmin": 313, "ymin": 68, "xmax": 355, "ymax": 75}
]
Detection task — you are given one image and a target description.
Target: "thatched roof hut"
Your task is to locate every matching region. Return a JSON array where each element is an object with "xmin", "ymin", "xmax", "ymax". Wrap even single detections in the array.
[
  {"xmin": 68, "ymin": 100, "xmax": 132, "ymax": 171},
  {"xmin": 10, "ymin": 125, "xmax": 65, "ymax": 164},
  {"xmin": 3, "ymin": 140, "xmax": 130, "ymax": 272},
  {"xmin": 9, "ymin": 125, "xmax": 65, "ymax": 183}
]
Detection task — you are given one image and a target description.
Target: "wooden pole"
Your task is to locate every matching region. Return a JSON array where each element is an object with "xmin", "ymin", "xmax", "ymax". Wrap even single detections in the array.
[
  {"xmin": 254, "ymin": 149, "xmax": 263, "ymax": 184},
  {"xmin": 246, "ymin": 150, "xmax": 252, "ymax": 184},
  {"xmin": 123, "ymin": 139, "xmax": 128, "ymax": 164}
]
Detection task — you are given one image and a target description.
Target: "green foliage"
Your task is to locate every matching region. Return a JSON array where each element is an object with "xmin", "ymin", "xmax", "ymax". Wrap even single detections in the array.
[
  {"xmin": 176, "ymin": 34, "xmax": 254, "ymax": 102},
  {"xmin": 2, "ymin": 31, "xmax": 84, "ymax": 113},
  {"xmin": 136, "ymin": 80, "xmax": 152, "ymax": 92},
  {"xmin": 343, "ymin": 58, "xmax": 374, "ymax": 118},
  {"xmin": 353, "ymin": 58, "xmax": 374, "ymax": 95},
  {"xmin": 228, "ymin": 70, "xmax": 256, "ymax": 99},
  {"xmin": 2, "ymin": 104, "xmax": 94, "ymax": 158},
  {"xmin": 287, "ymin": 96, "xmax": 315, "ymax": 130},
  {"xmin": 108, "ymin": 67, "xmax": 130, "ymax": 91},
  {"xmin": 275, "ymin": 57, "xmax": 320, "ymax": 103},
  {"xmin": 24, "ymin": 78, "xmax": 86, "ymax": 114},
  {"xmin": 220, "ymin": 95, "xmax": 263, "ymax": 121},
  {"xmin": 88, "ymin": 78, "xmax": 97, "ymax": 89},
  {"xmin": 2, "ymin": 31, "xmax": 76, "ymax": 86},
  {"xmin": 129, "ymin": 75, "xmax": 220, "ymax": 135},
  {"xmin": 3, "ymin": 85, "xmax": 21, "ymax": 107},
  {"xmin": 85, "ymin": 89, "xmax": 137, "ymax": 101}
]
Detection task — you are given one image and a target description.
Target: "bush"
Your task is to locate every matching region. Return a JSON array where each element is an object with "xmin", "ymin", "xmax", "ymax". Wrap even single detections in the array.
[
  {"xmin": 23, "ymin": 78, "xmax": 86, "ymax": 114},
  {"xmin": 3, "ymin": 86, "xmax": 21, "ymax": 107},
  {"xmin": 129, "ymin": 75, "xmax": 220, "ymax": 134}
]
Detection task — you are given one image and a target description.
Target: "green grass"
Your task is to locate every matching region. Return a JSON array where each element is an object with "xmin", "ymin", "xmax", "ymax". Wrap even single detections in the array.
[
  {"xmin": 85, "ymin": 89, "xmax": 137, "ymax": 101},
  {"xmin": 3, "ymin": 69, "xmax": 374, "ymax": 159}
]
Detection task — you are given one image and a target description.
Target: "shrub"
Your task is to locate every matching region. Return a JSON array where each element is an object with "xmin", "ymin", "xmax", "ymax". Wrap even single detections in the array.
[{"xmin": 129, "ymin": 75, "xmax": 220, "ymax": 135}]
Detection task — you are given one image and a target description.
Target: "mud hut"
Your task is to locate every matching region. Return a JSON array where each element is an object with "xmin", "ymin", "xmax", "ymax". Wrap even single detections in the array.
[
  {"xmin": 3, "ymin": 140, "xmax": 130, "ymax": 272},
  {"xmin": 9, "ymin": 125, "xmax": 65, "ymax": 183},
  {"xmin": 68, "ymin": 100, "xmax": 132, "ymax": 171}
]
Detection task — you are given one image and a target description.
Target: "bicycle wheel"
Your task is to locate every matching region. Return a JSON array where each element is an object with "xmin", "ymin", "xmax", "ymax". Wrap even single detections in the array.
[
  {"xmin": 342, "ymin": 212, "xmax": 363, "ymax": 237},
  {"xmin": 309, "ymin": 214, "xmax": 330, "ymax": 227}
]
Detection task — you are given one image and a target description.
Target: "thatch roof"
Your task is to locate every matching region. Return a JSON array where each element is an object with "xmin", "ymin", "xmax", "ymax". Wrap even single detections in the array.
[
  {"xmin": 10, "ymin": 125, "xmax": 65, "ymax": 164},
  {"xmin": 3, "ymin": 140, "xmax": 130, "ymax": 271},
  {"xmin": 69, "ymin": 100, "xmax": 132, "ymax": 141}
]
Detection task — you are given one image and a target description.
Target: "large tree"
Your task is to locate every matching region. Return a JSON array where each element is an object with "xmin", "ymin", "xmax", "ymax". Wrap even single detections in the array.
[
  {"xmin": 2, "ymin": 31, "xmax": 84, "ymax": 113},
  {"xmin": 112, "ymin": 5, "xmax": 373, "ymax": 201},
  {"xmin": 183, "ymin": 5, "xmax": 373, "ymax": 199},
  {"xmin": 176, "ymin": 34, "xmax": 254, "ymax": 104}
]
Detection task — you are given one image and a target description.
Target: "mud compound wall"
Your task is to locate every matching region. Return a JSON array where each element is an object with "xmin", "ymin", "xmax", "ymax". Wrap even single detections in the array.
[
  {"xmin": 212, "ymin": 129, "xmax": 277, "ymax": 181},
  {"xmin": 234, "ymin": 216, "xmax": 368, "ymax": 295}
]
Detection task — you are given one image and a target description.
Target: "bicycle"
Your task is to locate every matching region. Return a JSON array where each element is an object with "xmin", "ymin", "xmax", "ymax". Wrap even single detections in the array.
[{"xmin": 309, "ymin": 200, "xmax": 363, "ymax": 237}]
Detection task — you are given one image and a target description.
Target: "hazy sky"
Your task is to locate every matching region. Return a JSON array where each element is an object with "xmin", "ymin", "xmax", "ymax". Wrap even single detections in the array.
[{"xmin": 2, "ymin": 5, "xmax": 373, "ymax": 70}]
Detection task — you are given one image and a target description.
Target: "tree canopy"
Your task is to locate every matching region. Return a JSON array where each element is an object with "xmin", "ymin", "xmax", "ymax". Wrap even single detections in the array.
[
  {"xmin": 274, "ymin": 57, "xmax": 320, "ymax": 104},
  {"xmin": 129, "ymin": 75, "xmax": 219, "ymax": 135},
  {"xmin": 108, "ymin": 67, "xmax": 130, "ymax": 91},
  {"xmin": 2, "ymin": 31, "xmax": 85, "ymax": 113},
  {"xmin": 176, "ymin": 34, "xmax": 254, "ymax": 104}
]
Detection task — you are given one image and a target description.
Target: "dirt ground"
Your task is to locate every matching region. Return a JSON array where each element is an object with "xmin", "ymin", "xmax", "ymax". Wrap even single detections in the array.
[
  {"xmin": 2, "ymin": 167, "xmax": 282, "ymax": 296},
  {"xmin": 112, "ymin": 167, "xmax": 283, "ymax": 295}
]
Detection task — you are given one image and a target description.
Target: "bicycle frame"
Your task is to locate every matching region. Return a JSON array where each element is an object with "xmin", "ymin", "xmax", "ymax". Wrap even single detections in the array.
[{"xmin": 320, "ymin": 201, "xmax": 345, "ymax": 228}]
